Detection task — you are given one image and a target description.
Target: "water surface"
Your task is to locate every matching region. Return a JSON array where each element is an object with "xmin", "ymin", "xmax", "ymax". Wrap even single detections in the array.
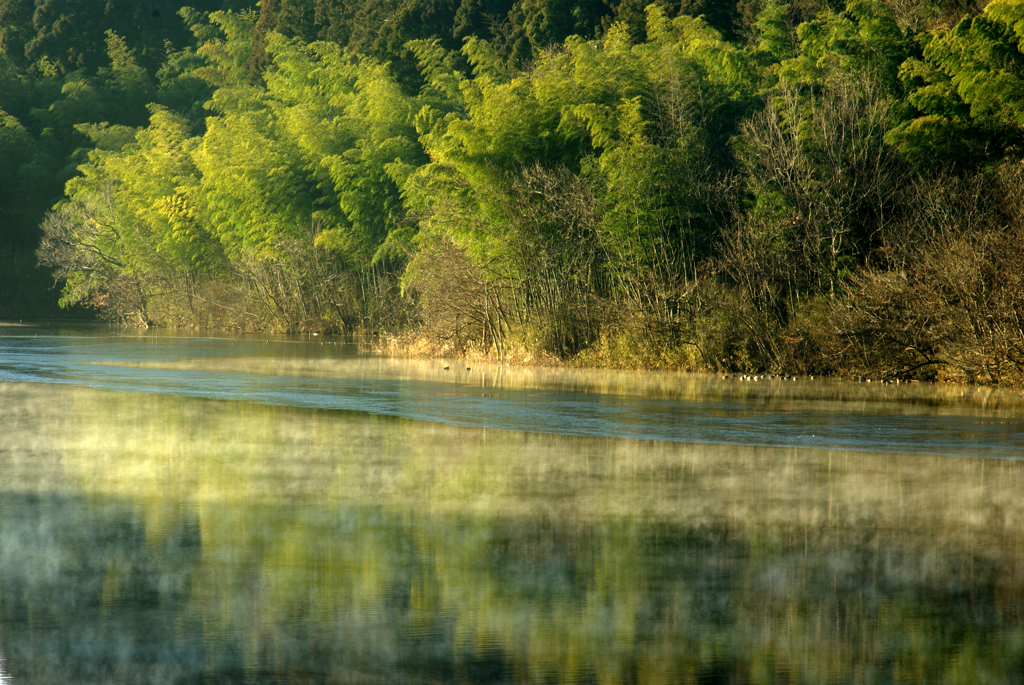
[{"xmin": 1, "ymin": 323, "xmax": 1023, "ymax": 683}]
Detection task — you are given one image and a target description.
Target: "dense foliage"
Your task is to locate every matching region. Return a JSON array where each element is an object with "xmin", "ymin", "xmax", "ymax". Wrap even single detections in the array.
[{"xmin": 3, "ymin": 0, "xmax": 1023, "ymax": 382}]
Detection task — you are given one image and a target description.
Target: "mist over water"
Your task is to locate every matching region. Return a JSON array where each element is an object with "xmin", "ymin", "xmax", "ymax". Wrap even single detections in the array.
[
  {"xmin": 1, "ymin": 325, "xmax": 1021, "ymax": 458},
  {"xmin": 2, "ymin": 324, "xmax": 1024, "ymax": 683}
]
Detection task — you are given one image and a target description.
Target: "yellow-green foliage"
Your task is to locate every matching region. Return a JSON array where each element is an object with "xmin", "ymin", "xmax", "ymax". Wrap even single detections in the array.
[{"xmin": 30, "ymin": 1, "xmax": 1024, "ymax": 381}]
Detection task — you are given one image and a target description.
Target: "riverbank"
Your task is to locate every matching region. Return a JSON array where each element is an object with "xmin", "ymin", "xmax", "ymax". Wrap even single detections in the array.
[
  {"xmin": 9, "ymin": 312, "xmax": 1020, "ymax": 389},
  {"xmin": 373, "ymin": 318, "xmax": 1024, "ymax": 389}
]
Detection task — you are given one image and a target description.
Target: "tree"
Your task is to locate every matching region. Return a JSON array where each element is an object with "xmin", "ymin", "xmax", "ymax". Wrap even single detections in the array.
[
  {"xmin": 38, "ymin": 107, "xmax": 216, "ymax": 324},
  {"xmin": 893, "ymin": 0, "xmax": 1024, "ymax": 165}
]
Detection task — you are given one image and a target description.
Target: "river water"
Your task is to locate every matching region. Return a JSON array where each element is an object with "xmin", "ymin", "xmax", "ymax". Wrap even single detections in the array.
[{"xmin": 1, "ymin": 323, "xmax": 1023, "ymax": 683}]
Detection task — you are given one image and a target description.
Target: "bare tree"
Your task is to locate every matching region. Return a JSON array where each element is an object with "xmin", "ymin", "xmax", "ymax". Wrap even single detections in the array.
[
  {"xmin": 830, "ymin": 167, "xmax": 1024, "ymax": 383},
  {"xmin": 719, "ymin": 75, "xmax": 910, "ymax": 370}
]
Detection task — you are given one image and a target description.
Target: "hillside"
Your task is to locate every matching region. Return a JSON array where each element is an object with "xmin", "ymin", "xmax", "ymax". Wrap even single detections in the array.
[{"xmin": 2, "ymin": 0, "xmax": 1022, "ymax": 383}]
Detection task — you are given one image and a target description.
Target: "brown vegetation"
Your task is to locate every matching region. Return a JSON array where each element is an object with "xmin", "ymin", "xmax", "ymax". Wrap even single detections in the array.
[
  {"xmin": 829, "ymin": 167, "xmax": 1024, "ymax": 383},
  {"xmin": 390, "ymin": 154, "xmax": 1024, "ymax": 386}
]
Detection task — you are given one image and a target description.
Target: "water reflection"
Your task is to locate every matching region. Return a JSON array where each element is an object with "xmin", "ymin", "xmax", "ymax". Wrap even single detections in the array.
[
  {"xmin": 6, "ymin": 494, "xmax": 1024, "ymax": 684},
  {"xmin": 2, "ymin": 382, "xmax": 1024, "ymax": 683}
]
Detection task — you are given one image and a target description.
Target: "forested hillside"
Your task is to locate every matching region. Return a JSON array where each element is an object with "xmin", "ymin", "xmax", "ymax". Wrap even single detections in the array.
[{"xmin": 3, "ymin": 0, "xmax": 1023, "ymax": 383}]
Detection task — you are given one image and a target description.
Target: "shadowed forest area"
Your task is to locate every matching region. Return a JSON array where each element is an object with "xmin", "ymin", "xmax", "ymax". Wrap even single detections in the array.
[{"xmin": 2, "ymin": 0, "xmax": 1023, "ymax": 383}]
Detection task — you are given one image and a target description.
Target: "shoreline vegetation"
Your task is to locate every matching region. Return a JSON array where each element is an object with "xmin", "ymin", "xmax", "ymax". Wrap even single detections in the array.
[{"xmin": 0, "ymin": 0, "xmax": 1022, "ymax": 384}]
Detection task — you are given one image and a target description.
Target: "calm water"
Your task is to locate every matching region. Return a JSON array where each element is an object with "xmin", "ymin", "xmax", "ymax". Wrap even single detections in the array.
[{"xmin": 1, "ymin": 323, "xmax": 1024, "ymax": 684}]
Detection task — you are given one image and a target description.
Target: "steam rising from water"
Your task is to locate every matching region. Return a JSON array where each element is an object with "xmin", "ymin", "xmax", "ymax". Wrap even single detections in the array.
[
  {"xmin": 2, "ymin": 325, "xmax": 1024, "ymax": 683},
  {"xmin": 1, "ymin": 326, "xmax": 1021, "ymax": 459}
]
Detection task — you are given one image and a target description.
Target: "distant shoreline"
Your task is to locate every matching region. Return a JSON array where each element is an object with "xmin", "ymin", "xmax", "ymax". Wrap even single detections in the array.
[{"xmin": 5, "ymin": 319, "xmax": 1023, "ymax": 391}]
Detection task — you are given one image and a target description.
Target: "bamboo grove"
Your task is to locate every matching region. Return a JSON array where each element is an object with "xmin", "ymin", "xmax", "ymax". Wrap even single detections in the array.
[{"xmin": 3, "ymin": 0, "xmax": 1024, "ymax": 382}]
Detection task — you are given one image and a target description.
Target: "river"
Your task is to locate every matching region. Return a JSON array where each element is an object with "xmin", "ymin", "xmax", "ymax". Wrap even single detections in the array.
[{"xmin": 1, "ymin": 323, "xmax": 1023, "ymax": 683}]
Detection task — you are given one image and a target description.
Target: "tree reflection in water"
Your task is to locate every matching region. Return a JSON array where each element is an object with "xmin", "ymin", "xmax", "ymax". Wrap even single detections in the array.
[{"xmin": 1, "ymin": 382, "xmax": 1023, "ymax": 683}]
